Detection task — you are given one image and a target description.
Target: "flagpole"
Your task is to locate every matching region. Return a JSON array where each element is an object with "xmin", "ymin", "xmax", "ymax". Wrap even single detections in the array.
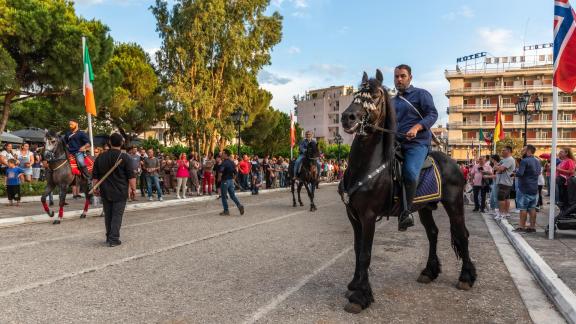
[
  {"xmin": 83, "ymin": 36, "xmax": 95, "ymax": 157},
  {"xmin": 549, "ymin": 85, "xmax": 559, "ymax": 240}
]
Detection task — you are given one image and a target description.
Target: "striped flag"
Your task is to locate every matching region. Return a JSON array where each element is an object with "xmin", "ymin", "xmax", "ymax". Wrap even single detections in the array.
[
  {"xmin": 290, "ymin": 111, "xmax": 296, "ymax": 147},
  {"xmin": 493, "ymin": 103, "xmax": 504, "ymax": 143},
  {"xmin": 554, "ymin": 0, "xmax": 576, "ymax": 92},
  {"xmin": 83, "ymin": 41, "xmax": 97, "ymax": 116}
]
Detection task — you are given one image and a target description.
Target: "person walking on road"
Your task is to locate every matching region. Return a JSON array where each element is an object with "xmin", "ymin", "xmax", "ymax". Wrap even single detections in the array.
[
  {"xmin": 218, "ymin": 149, "xmax": 244, "ymax": 216},
  {"xmin": 514, "ymin": 145, "xmax": 541, "ymax": 233},
  {"xmin": 92, "ymin": 133, "xmax": 135, "ymax": 247}
]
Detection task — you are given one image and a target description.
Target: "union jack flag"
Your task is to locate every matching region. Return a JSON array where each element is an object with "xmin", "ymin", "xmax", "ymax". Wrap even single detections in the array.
[{"xmin": 554, "ymin": 0, "xmax": 576, "ymax": 92}]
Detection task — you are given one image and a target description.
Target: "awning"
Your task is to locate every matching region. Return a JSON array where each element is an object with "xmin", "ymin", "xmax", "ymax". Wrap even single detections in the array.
[
  {"xmin": 10, "ymin": 127, "xmax": 46, "ymax": 143},
  {"xmin": 1, "ymin": 132, "xmax": 24, "ymax": 144}
]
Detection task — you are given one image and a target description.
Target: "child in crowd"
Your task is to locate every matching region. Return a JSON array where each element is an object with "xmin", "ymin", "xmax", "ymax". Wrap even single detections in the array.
[{"xmin": 5, "ymin": 159, "xmax": 25, "ymax": 206}]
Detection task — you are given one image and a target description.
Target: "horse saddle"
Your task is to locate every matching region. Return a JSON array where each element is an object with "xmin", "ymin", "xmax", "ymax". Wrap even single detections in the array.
[{"xmin": 68, "ymin": 154, "xmax": 94, "ymax": 177}]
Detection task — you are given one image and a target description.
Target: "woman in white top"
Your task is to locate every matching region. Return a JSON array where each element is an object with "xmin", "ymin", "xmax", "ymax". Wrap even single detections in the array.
[{"xmin": 16, "ymin": 143, "xmax": 34, "ymax": 182}]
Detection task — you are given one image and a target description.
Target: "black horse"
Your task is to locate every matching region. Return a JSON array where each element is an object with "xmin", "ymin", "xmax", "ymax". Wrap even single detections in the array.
[
  {"xmin": 289, "ymin": 142, "xmax": 320, "ymax": 211},
  {"xmin": 338, "ymin": 70, "xmax": 476, "ymax": 314},
  {"xmin": 41, "ymin": 131, "xmax": 92, "ymax": 224}
]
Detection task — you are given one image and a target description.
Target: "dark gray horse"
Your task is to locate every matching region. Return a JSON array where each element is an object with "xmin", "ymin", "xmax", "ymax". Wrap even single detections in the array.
[
  {"xmin": 338, "ymin": 70, "xmax": 476, "ymax": 314},
  {"xmin": 41, "ymin": 131, "xmax": 91, "ymax": 224},
  {"xmin": 289, "ymin": 142, "xmax": 320, "ymax": 212}
]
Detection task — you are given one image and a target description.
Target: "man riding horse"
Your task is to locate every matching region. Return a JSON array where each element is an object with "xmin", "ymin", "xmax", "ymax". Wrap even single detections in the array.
[
  {"xmin": 294, "ymin": 130, "xmax": 321, "ymax": 179},
  {"xmin": 393, "ymin": 64, "xmax": 438, "ymax": 231},
  {"xmin": 64, "ymin": 119, "xmax": 92, "ymax": 181}
]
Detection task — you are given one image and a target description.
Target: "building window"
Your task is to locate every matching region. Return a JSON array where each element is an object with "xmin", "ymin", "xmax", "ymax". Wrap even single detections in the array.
[
  {"xmin": 563, "ymin": 114, "xmax": 572, "ymax": 121},
  {"xmin": 562, "ymin": 96, "xmax": 572, "ymax": 103},
  {"xmin": 502, "ymin": 97, "xmax": 511, "ymax": 104},
  {"xmin": 482, "ymin": 98, "xmax": 490, "ymax": 106},
  {"xmin": 463, "ymin": 98, "xmax": 469, "ymax": 105}
]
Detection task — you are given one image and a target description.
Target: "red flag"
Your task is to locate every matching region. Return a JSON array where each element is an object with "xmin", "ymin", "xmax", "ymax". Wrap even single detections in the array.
[
  {"xmin": 290, "ymin": 111, "xmax": 296, "ymax": 147},
  {"xmin": 554, "ymin": 0, "xmax": 576, "ymax": 92}
]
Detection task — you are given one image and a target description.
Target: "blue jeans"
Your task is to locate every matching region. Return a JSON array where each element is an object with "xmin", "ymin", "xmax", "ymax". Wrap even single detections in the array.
[
  {"xmin": 221, "ymin": 179, "xmax": 241, "ymax": 211},
  {"xmin": 145, "ymin": 175, "xmax": 162, "ymax": 198},
  {"xmin": 401, "ymin": 144, "xmax": 429, "ymax": 184},
  {"xmin": 74, "ymin": 152, "xmax": 86, "ymax": 168}
]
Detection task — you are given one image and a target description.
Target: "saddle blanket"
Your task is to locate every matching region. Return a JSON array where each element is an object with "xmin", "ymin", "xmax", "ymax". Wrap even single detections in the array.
[
  {"xmin": 413, "ymin": 158, "xmax": 442, "ymax": 204},
  {"xmin": 68, "ymin": 154, "xmax": 94, "ymax": 176}
]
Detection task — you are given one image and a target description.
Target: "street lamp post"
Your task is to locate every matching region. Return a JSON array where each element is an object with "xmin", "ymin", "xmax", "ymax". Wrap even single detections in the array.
[
  {"xmin": 231, "ymin": 107, "xmax": 249, "ymax": 157},
  {"xmin": 515, "ymin": 91, "xmax": 542, "ymax": 147},
  {"xmin": 334, "ymin": 133, "xmax": 343, "ymax": 163}
]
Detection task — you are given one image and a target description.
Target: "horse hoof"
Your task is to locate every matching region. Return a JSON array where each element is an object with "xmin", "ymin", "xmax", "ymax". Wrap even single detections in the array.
[
  {"xmin": 344, "ymin": 303, "xmax": 363, "ymax": 314},
  {"xmin": 52, "ymin": 220, "xmax": 61, "ymax": 225},
  {"xmin": 417, "ymin": 274, "xmax": 433, "ymax": 284},
  {"xmin": 345, "ymin": 290, "xmax": 354, "ymax": 299},
  {"xmin": 80, "ymin": 214, "xmax": 86, "ymax": 219},
  {"xmin": 49, "ymin": 211, "xmax": 54, "ymax": 218},
  {"xmin": 300, "ymin": 203, "xmax": 304, "ymax": 206},
  {"xmin": 293, "ymin": 204, "xmax": 297, "ymax": 207},
  {"xmin": 456, "ymin": 281, "xmax": 472, "ymax": 291}
]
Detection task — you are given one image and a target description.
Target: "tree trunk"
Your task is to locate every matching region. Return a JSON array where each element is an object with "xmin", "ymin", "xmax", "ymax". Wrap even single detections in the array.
[{"xmin": 0, "ymin": 91, "xmax": 16, "ymax": 135}]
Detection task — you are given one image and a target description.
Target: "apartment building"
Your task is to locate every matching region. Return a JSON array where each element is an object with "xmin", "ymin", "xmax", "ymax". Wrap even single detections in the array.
[
  {"xmin": 446, "ymin": 52, "xmax": 576, "ymax": 161},
  {"xmin": 294, "ymin": 85, "xmax": 355, "ymax": 145}
]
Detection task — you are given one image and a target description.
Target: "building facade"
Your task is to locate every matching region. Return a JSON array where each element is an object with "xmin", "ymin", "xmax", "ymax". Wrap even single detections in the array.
[
  {"xmin": 294, "ymin": 86, "xmax": 355, "ymax": 145},
  {"xmin": 446, "ymin": 53, "xmax": 576, "ymax": 161}
]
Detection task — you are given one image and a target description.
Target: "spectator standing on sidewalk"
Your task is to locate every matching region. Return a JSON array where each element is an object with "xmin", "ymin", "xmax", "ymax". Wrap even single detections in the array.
[
  {"xmin": 556, "ymin": 147, "xmax": 576, "ymax": 207},
  {"xmin": 138, "ymin": 149, "xmax": 147, "ymax": 197},
  {"xmin": 127, "ymin": 147, "xmax": 141, "ymax": 201},
  {"xmin": 493, "ymin": 146, "xmax": 516, "ymax": 220},
  {"xmin": 202, "ymin": 153, "xmax": 215, "ymax": 195},
  {"xmin": 175, "ymin": 153, "xmax": 189, "ymax": 199},
  {"xmin": 188, "ymin": 154, "xmax": 201, "ymax": 196},
  {"xmin": 250, "ymin": 154, "xmax": 261, "ymax": 195},
  {"xmin": 218, "ymin": 149, "xmax": 245, "ymax": 216},
  {"xmin": 143, "ymin": 149, "xmax": 163, "ymax": 201},
  {"xmin": 92, "ymin": 133, "xmax": 135, "ymax": 247},
  {"xmin": 514, "ymin": 145, "xmax": 541, "ymax": 233},
  {"xmin": 32, "ymin": 150, "xmax": 42, "ymax": 182},
  {"xmin": 537, "ymin": 168, "xmax": 545, "ymax": 211},
  {"xmin": 16, "ymin": 143, "xmax": 34, "ymax": 183},
  {"xmin": 5, "ymin": 159, "xmax": 24, "ymax": 206},
  {"xmin": 470, "ymin": 156, "xmax": 492, "ymax": 212},
  {"xmin": 238, "ymin": 155, "xmax": 250, "ymax": 191},
  {"xmin": 487, "ymin": 154, "xmax": 501, "ymax": 213},
  {"xmin": 1, "ymin": 143, "xmax": 17, "ymax": 175}
]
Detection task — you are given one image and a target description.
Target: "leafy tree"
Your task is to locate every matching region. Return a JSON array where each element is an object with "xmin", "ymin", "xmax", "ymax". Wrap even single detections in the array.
[
  {"xmin": 151, "ymin": 0, "xmax": 283, "ymax": 154},
  {"xmin": 242, "ymin": 108, "xmax": 302, "ymax": 156},
  {"xmin": 98, "ymin": 43, "xmax": 165, "ymax": 143},
  {"xmin": 0, "ymin": 0, "xmax": 114, "ymax": 134},
  {"xmin": 496, "ymin": 136, "xmax": 525, "ymax": 159}
]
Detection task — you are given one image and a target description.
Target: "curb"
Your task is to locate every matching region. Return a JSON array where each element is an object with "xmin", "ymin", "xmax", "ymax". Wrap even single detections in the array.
[
  {"xmin": 0, "ymin": 183, "xmax": 338, "ymax": 229},
  {"xmin": 0, "ymin": 194, "xmax": 74, "ymax": 204},
  {"xmin": 495, "ymin": 216, "xmax": 576, "ymax": 324}
]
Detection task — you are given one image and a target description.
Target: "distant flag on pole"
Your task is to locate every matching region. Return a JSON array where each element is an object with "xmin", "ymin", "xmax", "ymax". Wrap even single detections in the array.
[
  {"xmin": 290, "ymin": 111, "xmax": 296, "ymax": 147},
  {"xmin": 493, "ymin": 103, "xmax": 505, "ymax": 144},
  {"xmin": 83, "ymin": 40, "xmax": 97, "ymax": 116},
  {"xmin": 554, "ymin": 0, "xmax": 576, "ymax": 92}
]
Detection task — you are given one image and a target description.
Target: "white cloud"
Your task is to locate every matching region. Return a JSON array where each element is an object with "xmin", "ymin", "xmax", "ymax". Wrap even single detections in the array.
[
  {"xmin": 293, "ymin": 0, "xmax": 308, "ymax": 8},
  {"xmin": 288, "ymin": 46, "xmax": 301, "ymax": 54},
  {"xmin": 442, "ymin": 5, "xmax": 474, "ymax": 20},
  {"xmin": 259, "ymin": 70, "xmax": 292, "ymax": 85},
  {"xmin": 477, "ymin": 27, "xmax": 520, "ymax": 55},
  {"xmin": 307, "ymin": 63, "xmax": 346, "ymax": 78}
]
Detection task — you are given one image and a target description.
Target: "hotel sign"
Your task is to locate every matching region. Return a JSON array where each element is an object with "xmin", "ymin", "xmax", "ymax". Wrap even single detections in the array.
[{"xmin": 456, "ymin": 52, "xmax": 487, "ymax": 63}]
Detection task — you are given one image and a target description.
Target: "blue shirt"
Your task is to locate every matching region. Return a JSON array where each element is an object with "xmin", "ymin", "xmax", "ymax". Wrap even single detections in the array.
[
  {"xmin": 64, "ymin": 130, "xmax": 90, "ymax": 154},
  {"xmin": 219, "ymin": 159, "xmax": 237, "ymax": 181},
  {"xmin": 6, "ymin": 167, "xmax": 24, "ymax": 185},
  {"xmin": 392, "ymin": 85, "xmax": 438, "ymax": 147},
  {"xmin": 516, "ymin": 156, "xmax": 541, "ymax": 195}
]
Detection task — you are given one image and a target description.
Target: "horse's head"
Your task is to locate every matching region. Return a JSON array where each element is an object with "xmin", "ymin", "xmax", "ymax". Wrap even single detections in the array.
[
  {"xmin": 341, "ymin": 69, "xmax": 390, "ymax": 135},
  {"xmin": 44, "ymin": 131, "xmax": 60, "ymax": 152}
]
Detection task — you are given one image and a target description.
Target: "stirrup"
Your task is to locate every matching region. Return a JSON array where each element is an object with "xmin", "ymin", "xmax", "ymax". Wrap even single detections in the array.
[{"xmin": 398, "ymin": 211, "xmax": 414, "ymax": 231}]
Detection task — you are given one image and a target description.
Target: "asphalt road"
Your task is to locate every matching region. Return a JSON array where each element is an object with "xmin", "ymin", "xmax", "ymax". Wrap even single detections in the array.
[{"xmin": 0, "ymin": 186, "xmax": 533, "ymax": 323}]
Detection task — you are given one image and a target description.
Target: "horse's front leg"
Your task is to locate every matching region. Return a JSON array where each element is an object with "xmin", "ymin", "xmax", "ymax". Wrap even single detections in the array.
[
  {"xmin": 80, "ymin": 180, "xmax": 91, "ymax": 219},
  {"xmin": 417, "ymin": 209, "xmax": 442, "ymax": 284},
  {"xmin": 41, "ymin": 184, "xmax": 55, "ymax": 218},
  {"xmin": 297, "ymin": 182, "xmax": 304, "ymax": 206},
  {"xmin": 346, "ymin": 207, "xmax": 362, "ymax": 296},
  {"xmin": 304, "ymin": 182, "xmax": 316, "ymax": 212},
  {"xmin": 53, "ymin": 184, "xmax": 67, "ymax": 225},
  {"xmin": 345, "ymin": 213, "xmax": 376, "ymax": 313},
  {"xmin": 291, "ymin": 179, "xmax": 297, "ymax": 207}
]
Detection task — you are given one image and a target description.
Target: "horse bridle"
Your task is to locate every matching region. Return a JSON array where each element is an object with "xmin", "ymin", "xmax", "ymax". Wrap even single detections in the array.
[
  {"xmin": 44, "ymin": 137, "xmax": 69, "ymax": 171},
  {"xmin": 352, "ymin": 87, "xmax": 407, "ymax": 138}
]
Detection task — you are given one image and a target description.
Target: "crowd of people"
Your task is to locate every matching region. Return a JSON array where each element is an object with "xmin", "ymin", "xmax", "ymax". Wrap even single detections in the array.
[
  {"xmin": 0, "ymin": 141, "xmax": 347, "ymax": 205},
  {"xmin": 462, "ymin": 145, "xmax": 576, "ymax": 233}
]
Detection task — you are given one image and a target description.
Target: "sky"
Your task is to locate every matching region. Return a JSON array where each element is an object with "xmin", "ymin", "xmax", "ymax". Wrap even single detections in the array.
[{"xmin": 74, "ymin": 0, "xmax": 553, "ymax": 126}]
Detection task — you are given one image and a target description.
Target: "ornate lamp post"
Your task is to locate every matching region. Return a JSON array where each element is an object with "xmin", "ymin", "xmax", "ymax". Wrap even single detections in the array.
[
  {"xmin": 334, "ymin": 133, "xmax": 343, "ymax": 162},
  {"xmin": 231, "ymin": 107, "xmax": 249, "ymax": 157},
  {"xmin": 515, "ymin": 91, "xmax": 542, "ymax": 147}
]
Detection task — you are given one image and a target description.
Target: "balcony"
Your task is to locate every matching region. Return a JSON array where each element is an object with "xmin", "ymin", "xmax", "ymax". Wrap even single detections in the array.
[
  {"xmin": 448, "ymin": 119, "xmax": 576, "ymax": 129},
  {"xmin": 447, "ymin": 103, "xmax": 576, "ymax": 113},
  {"xmin": 445, "ymin": 65, "xmax": 553, "ymax": 79},
  {"xmin": 448, "ymin": 138, "xmax": 576, "ymax": 146},
  {"xmin": 446, "ymin": 85, "xmax": 553, "ymax": 96}
]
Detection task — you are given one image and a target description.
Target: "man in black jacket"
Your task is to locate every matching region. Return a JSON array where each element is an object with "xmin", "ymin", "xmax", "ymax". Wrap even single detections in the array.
[{"xmin": 92, "ymin": 133, "xmax": 135, "ymax": 247}]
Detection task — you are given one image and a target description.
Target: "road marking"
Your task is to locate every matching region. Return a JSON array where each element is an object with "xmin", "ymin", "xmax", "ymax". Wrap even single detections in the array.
[
  {"xmin": 243, "ymin": 246, "xmax": 353, "ymax": 324},
  {"xmin": 482, "ymin": 213, "xmax": 566, "ymax": 324},
  {"xmin": 0, "ymin": 202, "xmax": 338, "ymax": 298},
  {"xmin": 0, "ymin": 198, "xmax": 287, "ymax": 253}
]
